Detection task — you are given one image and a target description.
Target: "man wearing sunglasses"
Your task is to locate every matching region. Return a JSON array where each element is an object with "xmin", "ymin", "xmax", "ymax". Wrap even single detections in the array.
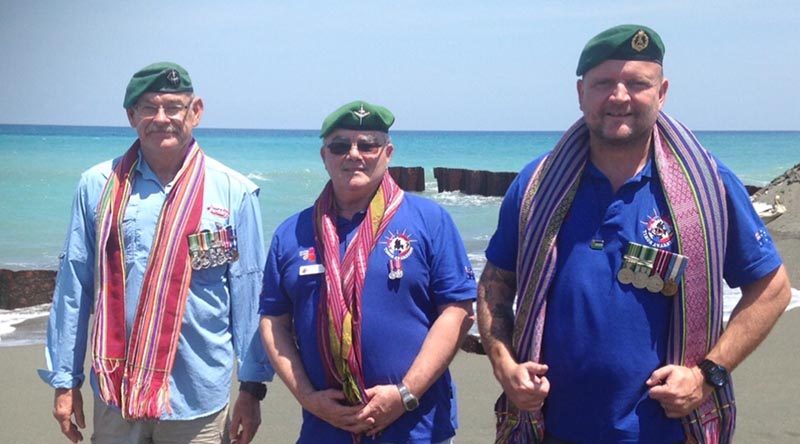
[
  {"xmin": 259, "ymin": 101, "xmax": 476, "ymax": 443},
  {"xmin": 39, "ymin": 62, "xmax": 273, "ymax": 444}
]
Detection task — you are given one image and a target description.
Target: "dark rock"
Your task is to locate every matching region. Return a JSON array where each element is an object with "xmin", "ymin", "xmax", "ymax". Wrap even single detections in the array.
[
  {"xmin": 0, "ymin": 269, "xmax": 56, "ymax": 309},
  {"xmin": 744, "ymin": 185, "xmax": 761, "ymax": 196},
  {"xmin": 434, "ymin": 167, "xmax": 517, "ymax": 197},
  {"xmin": 388, "ymin": 166, "xmax": 425, "ymax": 192}
]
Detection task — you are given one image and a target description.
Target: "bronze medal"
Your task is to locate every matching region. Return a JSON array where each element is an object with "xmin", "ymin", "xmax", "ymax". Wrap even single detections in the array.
[{"xmin": 662, "ymin": 280, "xmax": 678, "ymax": 296}]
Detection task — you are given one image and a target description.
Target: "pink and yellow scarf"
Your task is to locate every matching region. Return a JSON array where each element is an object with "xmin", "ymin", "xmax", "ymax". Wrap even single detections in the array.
[
  {"xmin": 91, "ymin": 140, "xmax": 205, "ymax": 419},
  {"xmin": 313, "ymin": 173, "xmax": 404, "ymax": 407},
  {"xmin": 495, "ymin": 113, "xmax": 733, "ymax": 444}
]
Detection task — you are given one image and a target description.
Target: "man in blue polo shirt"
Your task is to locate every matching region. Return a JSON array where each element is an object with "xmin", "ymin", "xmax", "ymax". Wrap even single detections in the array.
[
  {"xmin": 477, "ymin": 25, "xmax": 791, "ymax": 444},
  {"xmin": 259, "ymin": 101, "xmax": 476, "ymax": 443}
]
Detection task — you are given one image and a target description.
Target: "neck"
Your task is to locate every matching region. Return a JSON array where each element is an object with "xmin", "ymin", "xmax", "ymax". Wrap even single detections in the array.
[
  {"xmin": 139, "ymin": 141, "xmax": 192, "ymax": 185},
  {"xmin": 333, "ymin": 184, "xmax": 381, "ymax": 220},
  {"xmin": 589, "ymin": 134, "xmax": 652, "ymax": 193}
]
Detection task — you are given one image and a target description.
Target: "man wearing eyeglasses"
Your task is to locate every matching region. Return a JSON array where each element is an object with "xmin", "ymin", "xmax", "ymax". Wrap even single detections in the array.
[
  {"xmin": 39, "ymin": 62, "xmax": 273, "ymax": 444},
  {"xmin": 259, "ymin": 101, "xmax": 476, "ymax": 443}
]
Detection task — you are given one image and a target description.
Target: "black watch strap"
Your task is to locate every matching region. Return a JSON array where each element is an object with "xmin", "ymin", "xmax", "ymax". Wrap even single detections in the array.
[{"xmin": 239, "ymin": 381, "xmax": 267, "ymax": 401}]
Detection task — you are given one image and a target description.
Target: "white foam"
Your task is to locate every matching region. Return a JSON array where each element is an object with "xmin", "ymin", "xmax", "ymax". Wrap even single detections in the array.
[
  {"xmin": 426, "ymin": 191, "xmax": 502, "ymax": 207},
  {"xmin": 0, "ymin": 303, "xmax": 50, "ymax": 342},
  {"xmin": 246, "ymin": 172, "xmax": 269, "ymax": 182}
]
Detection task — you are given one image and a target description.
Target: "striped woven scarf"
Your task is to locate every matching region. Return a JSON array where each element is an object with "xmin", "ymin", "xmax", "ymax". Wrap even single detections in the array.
[
  {"xmin": 314, "ymin": 173, "xmax": 404, "ymax": 408},
  {"xmin": 495, "ymin": 112, "xmax": 733, "ymax": 444},
  {"xmin": 91, "ymin": 140, "xmax": 205, "ymax": 420}
]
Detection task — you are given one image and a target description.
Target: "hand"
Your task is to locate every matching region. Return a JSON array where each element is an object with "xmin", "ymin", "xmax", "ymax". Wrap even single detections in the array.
[
  {"xmin": 647, "ymin": 365, "xmax": 710, "ymax": 418},
  {"xmin": 496, "ymin": 361, "xmax": 550, "ymax": 411},
  {"xmin": 230, "ymin": 391, "xmax": 262, "ymax": 444},
  {"xmin": 358, "ymin": 384, "xmax": 406, "ymax": 438},
  {"xmin": 302, "ymin": 389, "xmax": 374, "ymax": 434},
  {"xmin": 53, "ymin": 388, "xmax": 85, "ymax": 443}
]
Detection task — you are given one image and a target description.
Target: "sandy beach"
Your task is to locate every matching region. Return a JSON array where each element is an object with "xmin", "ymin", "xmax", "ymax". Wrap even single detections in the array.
[{"xmin": 1, "ymin": 306, "xmax": 798, "ymax": 444}]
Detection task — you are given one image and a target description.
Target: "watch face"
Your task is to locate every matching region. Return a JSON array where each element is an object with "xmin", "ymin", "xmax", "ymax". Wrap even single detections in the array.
[
  {"xmin": 701, "ymin": 360, "xmax": 728, "ymax": 388},
  {"xmin": 405, "ymin": 396, "xmax": 419, "ymax": 410},
  {"xmin": 709, "ymin": 367, "xmax": 728, "ymax": 387}
]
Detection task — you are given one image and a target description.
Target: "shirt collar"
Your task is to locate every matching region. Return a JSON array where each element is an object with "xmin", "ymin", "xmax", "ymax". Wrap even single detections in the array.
[{"xmin": 585, "ymin": 154, "xmax": 655, "ymax": 184}]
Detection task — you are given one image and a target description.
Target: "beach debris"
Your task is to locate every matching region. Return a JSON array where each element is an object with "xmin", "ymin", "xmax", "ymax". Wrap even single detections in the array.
[{"xmin": 753, "ymin": 194, "xmax": 787, "ymax": 224}]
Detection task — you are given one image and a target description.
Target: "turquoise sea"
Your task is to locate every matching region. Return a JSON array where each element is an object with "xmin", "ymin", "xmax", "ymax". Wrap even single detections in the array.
[{"xmin": 1, "ymin": 125, "xmax": 798, "ymax": 344}]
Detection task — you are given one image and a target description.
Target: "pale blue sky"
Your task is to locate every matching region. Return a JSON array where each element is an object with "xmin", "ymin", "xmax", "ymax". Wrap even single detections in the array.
[{"xmin": 1, "ymin": 1, "xmax": 798, "ymax": 130}]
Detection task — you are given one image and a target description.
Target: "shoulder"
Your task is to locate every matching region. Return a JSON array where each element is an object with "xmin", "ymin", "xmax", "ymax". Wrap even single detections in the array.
[
  {"xmin": 203, "ymin": 154, "xmax": 260, "ymax": 194},
  {"xmin": 707, "ymin": 153, "xmax": 749, "ymax": 193},
  {"xmin": 400, "ymin": 193, "xmax": 453, "ymax": 223},
  {"xmin": 503, "ymin": 152, "xmax": 550, "ymax": 200},
  {"xmin": 518, "ymin": 152, "xmax": 549, "ymax": 181},
  {"xmin": 80, "ymin": 159, "xmax": 114, "ymax": 183},
  {"xmin": 75, "ymin": 158, "xmax": 116, "ymax": 199},
  {"xmin": 273, "ymin": 206, "xmax": 315, "ymax": 240}
]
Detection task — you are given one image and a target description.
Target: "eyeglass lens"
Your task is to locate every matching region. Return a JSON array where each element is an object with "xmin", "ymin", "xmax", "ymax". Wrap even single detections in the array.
[{"xmin": 327, "ymin": 141, "xmax": 383, "ymax": 155}]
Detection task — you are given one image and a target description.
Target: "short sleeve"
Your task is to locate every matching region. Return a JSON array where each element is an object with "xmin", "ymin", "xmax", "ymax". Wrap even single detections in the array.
[
  {"xmin": 719, "ymin": 164, "xmax": 783, "ymax": 288},
  {"xmin": 428, "ymin": 205, "xmax": 477, "ymax": 305}
]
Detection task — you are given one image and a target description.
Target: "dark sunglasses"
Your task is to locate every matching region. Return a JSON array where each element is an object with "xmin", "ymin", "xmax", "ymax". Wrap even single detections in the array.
[{"xmin": 326, "ymin": 140, "xmax": 384, "ymax": 156}]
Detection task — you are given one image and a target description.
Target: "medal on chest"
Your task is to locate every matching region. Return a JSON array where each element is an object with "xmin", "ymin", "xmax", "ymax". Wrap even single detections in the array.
[
  {"xmin": 618, "ymin": 241, "xmax": 688, "ymax": 296},
  {"xmin": 383, "ymin": 231, "xmax": 415, "ymax": 280}
]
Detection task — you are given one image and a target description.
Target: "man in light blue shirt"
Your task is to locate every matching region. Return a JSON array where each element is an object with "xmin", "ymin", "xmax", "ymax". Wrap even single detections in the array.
[{"xmin": 38, "ymin": 62, "xmax": 273, "ymax": 444}]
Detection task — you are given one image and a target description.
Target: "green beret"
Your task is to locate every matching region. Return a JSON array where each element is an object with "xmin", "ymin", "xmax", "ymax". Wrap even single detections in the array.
[
  {"xmin": 576, "ymin": 25, "xmax": 665, "ymax": 76},
  {"xmin": 123, "ymin": 62, "xmax": 193, "ymax": 109},
  {"xmin": 320, "ymin": 100, "xmax": 395, "ymax": 138}
]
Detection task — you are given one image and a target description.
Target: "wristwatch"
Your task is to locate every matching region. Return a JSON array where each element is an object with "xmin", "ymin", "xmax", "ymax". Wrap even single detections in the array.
[
  {"xmin": 698, "ymin": 359, "xmax": 729, "ymax": 389},
  {"xmin": 239, "ymin": 381, "xmax": 268, "ymax": 401},
  {"xmin": 396, "ymin": 383, "xmax": 419, "ymax": 411}
]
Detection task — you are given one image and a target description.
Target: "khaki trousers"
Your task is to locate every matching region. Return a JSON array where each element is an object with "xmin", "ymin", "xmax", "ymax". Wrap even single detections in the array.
[{"xmin": 91, "ymin": 398, "xmax": 230, "ymax": 444}]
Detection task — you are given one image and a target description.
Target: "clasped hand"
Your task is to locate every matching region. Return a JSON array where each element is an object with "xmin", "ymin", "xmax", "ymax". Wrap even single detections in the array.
[
  {"xmin": 304, "ymin": 385, "xmax": 406, "ymax": 437},
  {"xmin": 498, "ymin": 361, "xmax": 550, "ymax": 411},
  {"xmin": 647, "ymin": 364, "xmax": 711, "ymax": 418}
]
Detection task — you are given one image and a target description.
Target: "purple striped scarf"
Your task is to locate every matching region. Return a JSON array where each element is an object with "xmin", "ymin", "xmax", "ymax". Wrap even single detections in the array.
[{"xmin": 494, "ymin": 113, "xmax": 733, "ymax": 444}]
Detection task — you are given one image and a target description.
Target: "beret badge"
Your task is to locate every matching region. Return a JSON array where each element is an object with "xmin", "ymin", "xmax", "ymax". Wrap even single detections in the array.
[
  {"xmin": 166, "ymin": 69, "xmax": 181, "ymax": 87},
  {"xmin": 631, "ymin": 30, "xmax": 650, "ymax": 52},
  {"xmin": 352, "ymin": 104, "xmax": 371, "ymax": 125}
]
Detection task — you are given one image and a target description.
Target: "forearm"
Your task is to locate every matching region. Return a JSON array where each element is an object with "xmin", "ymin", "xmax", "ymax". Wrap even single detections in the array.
[
  {"xmin": 707, "ymin": 265, "xmax": 791, "ymax": 371},
  {"xmin": 259, "ymin": 315, "xmax": 317, "ymax": 408},
  {"xmin": 476, "ymin": 262, "xmax": 519, "ymax": 375},
  {"xmin": 401, "ymin": 301, "xmax": 473, "ymax": 397}
]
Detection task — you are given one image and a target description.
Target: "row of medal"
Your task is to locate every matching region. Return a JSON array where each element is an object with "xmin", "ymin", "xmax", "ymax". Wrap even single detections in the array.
[
  {"xmin": 187, "ymin": 225, "xmax": 240, "ymax": 270},
  {"xmin": 617, "ymin": 242, "xmax": 688, "ymax": 296}
]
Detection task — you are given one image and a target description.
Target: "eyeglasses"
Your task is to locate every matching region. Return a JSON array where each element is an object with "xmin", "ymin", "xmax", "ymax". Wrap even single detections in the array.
[
  {"xmin": 326, "ymin": 140, "xmax": 385, "ymax": 156},
  {"xmin": 135, "ymin": 101, "xmax": 193, "ymax": 119}
]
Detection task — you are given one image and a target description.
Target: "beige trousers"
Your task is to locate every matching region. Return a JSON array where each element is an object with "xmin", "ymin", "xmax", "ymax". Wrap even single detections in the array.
[{"xmin": 91, "ymin": 398, "xmax": 230, "ymax": 444}]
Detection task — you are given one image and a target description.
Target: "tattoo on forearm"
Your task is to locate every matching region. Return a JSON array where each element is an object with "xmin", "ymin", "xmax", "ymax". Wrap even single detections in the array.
[{"xmin": 477, "ymin": 263, "xmax": 517, "ymax": 345}]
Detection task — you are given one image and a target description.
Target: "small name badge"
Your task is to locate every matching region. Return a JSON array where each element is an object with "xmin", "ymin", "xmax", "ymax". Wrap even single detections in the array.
[{"xmin": 299, "ymin": 264, "xmax": 326, "ymax": 276}]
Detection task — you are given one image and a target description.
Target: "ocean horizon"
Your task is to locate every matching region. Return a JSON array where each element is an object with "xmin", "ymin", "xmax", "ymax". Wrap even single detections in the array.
[{"xmin": 1, "ymin": 124, "xmax": 798, "ymax": 345}]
